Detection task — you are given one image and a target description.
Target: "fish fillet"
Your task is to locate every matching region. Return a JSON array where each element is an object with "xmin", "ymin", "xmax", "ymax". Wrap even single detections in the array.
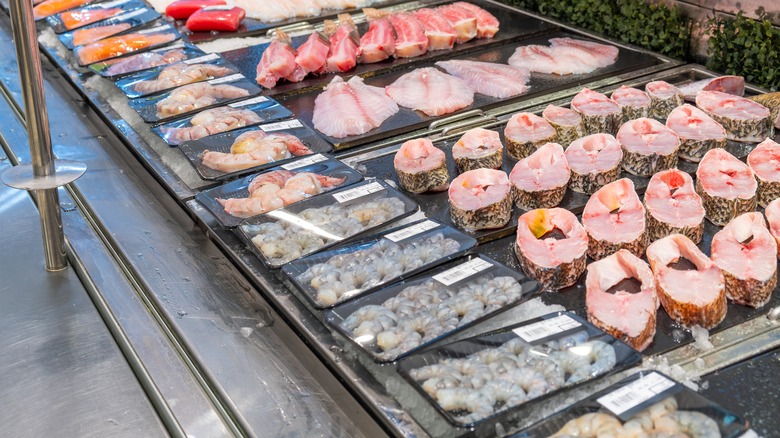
[
  {"xmin": 312, "ymin": 76, "xmax": 399, "ymax": 138},
  {"xmin": 385, "ymin": 67, "xmax": 474, "ymax": 117},
  {"xmin": 435, "ymin": 60, "xmax": 529, "ymax": 99}
]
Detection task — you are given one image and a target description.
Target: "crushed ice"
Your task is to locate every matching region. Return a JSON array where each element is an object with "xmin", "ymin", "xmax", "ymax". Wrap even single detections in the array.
[{"xmin": 690, "ymin": 325, "xmax": 714, "ymax": 351}]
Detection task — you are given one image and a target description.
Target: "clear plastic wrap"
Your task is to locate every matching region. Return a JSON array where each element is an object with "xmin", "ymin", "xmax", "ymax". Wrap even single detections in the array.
[
  {"xmin": 47, "ymin": 0, "xmax": 147, "ymax": 33},
  {"xmin": 58, "ymin": 8, "xmax": 161, "ymax": 49},
  {"xmin": 88, "ymin": 42, "xmax": 204, "ymax": 78},
  {"xmin": 75, "ymin": 24, "xmax": 181, "ymax": 66}
]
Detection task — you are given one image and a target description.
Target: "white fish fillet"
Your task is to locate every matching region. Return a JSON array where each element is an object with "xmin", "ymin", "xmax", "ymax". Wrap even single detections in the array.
[
  {"xmin": 435, "ymin": 60, "xmax": 530, "ymax": 99},
  {"xmin": 385, "ymin": 67, "xmax": 474, "ymax": 117},
  {"xmin": 312, "ymin": 76, "xmax": 399, "ymax": 138},
  {"xmin": 508, "ymin": 37, "xmax": 618, "ymax": 75}
]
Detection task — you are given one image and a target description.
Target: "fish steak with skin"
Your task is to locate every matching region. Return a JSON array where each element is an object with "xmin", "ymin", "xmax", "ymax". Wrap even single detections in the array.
[
  {"xmin": 644, "ymin": 169, "xmax": 705, "ymax": 244},
  {"xmin": 564, "ymin": 133, "xmax": 622, "ymax": 195},
  {"xmin": 448, "ymin": 168, "xmax": 511, "ymax": 230},
  {"xmin": 509, "ymin": 142, "xmax": 569, "ymax": 210},
  {"xmin": 582, "ymin": 178, "xmax": 647, "ymax": 260},
  {"xmin": 393, "ymin": 138, "xmax": 450, "ymax": 194},
  {"xmin": 695, "ymin": 148, "xmax": 757, "ymax": 226}
]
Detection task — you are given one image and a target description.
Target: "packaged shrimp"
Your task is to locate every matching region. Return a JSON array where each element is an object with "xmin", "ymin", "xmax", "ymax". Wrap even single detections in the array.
[
  {"xmin": 114, "ymin": 53, "xmax": 238, "ymax": 99},
  {"xmin": 396, "ymin": 312, "xmax": 641, "ymax": 429},
  {"xmin": 47, "ymin": 0, "xmax": 148, "ymax": 33},
  {"xmin": 283, "ymin": 219, "xmax": 478, "ymax": 309},
  {"xmin": 237, "ymin": 179, "xmax": 418, "ymax": 269},
  {"xmin": 326, "ymin": 254, "xmax": 540, "ymax": 363},
  {"xmin": 195, "ymin": 154, "xmax": 363, "ymax": 227},
  {"xmin": 57, "ymin": 7, "xmax": 161, "ymax": 50},
  {"xmin": 179, "ymin": 119, "xmax": 331, "ymax": 180},
  {"xmin": 89, "ymin": 42, "xmax": 205, "ymax": 79},
  {"xmin": 129, "ymin": 73, "xmax": 261, "ymax": 123},
  {"xmin": 520, "ymin": 370, "xmax": 749, "ymax": 438},
  {"xmin": 152, "ymin": 96, "xmax": 292, "ymax": 146}
]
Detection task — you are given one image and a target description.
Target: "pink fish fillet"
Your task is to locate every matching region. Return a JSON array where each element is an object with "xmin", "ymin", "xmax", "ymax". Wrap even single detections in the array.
[
  {"xmin": 295, "ymin": 31, "xmax": 330, "ymax": 74},
  {"xmin": 435, "ymin": 60, "xmax": 529, "ymax": 99},
  {"xmin": 508, "ymin": 38, "xmax": 618, "ymax": 75},
  {"xmin": 385, "ymin": 67, "xmax": 474, "ymax": 117},
  {"xmin": 677, "ymin": 76, "xmax": 745, "ymax": 101},
  {"xmin": 359, "ymin": 8, "xmax": 395, "ymax": 63},
  {"xmin": 644, "ymin": 169, "xmax": 705, "ymax": 231},
  {"xmin": 582, "ymin": 178, "xmax": 645, "ymax": 245},
  {"xmin": 412, "ymin": 8, "xmax": 457, "ymax": 51},
  {"xmin": 617, "ymin": 118, "xmax": 681, "ymax": 156},
  {"xmin": 549, "ymin": 37, "xmax": 618, "ymax": 64},
  {"xmin": 388, "ymin": 12, "xmax": 428, "ymax": 58},
  {"xmin": 312, "ymin": 76, "xmax": 399, "ymax": 138},
  {"xmin": 451, "ymin": 2, "xmax": 499, "ymax": 38},
  {"xmin": 564, "ymin": 133, "xmax": 623, "ymax": 175},
  {"xmin": 436, "ymin": 3, "xmax": 477, "ymax": 43},
  {"xmin": 509, "ymin": 142, "xmax": 570, "ymax": 192},
  {"xmin": 765, "ymin": 198, "xmax": 780, "ymax": 259},
  {"xmin": 665, "ymin": 104, "xmax": 726, "ymax": 143},
  {"xmin": 256, "ymin": 30, "xmax": 305, "ymax": 89},
  {"xmin": 324, "ymin": 14, "xmax": 360, "ymax": 73}
]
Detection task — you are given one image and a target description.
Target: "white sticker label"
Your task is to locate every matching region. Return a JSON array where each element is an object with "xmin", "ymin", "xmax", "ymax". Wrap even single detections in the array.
[
  {"xmin": 229, "ymin": 96, "xmax": 269, "ymax": 107},
  {"xmin": 201, "ymin": 5, "xmax": 234, "ymax": 10},
  {"xmin": 597, "ymin": 372, "xmax": 677, "ymax": 416},
  {"xmin": 151, "ymin": 42, "xmax": 184, "ymax": 52},
  {"xmin": 433, "ymin": 258, "xmax": 493, "ymax": 286},
  {"xmin": 740, "ymin": 430, "xmax": 759, "ymax": 438},
  {"xmin": 184, "ymin": 53, "xmax": 220, "ymax": 64},
  {"xmin": 333, "ymin": 181, "xmax": 384, "ymax": 203},
  {"xmin": 260, "ymin": 119, "xmax": 303, "ymax": 132},
  {"xmin": 208, "ymin": 73, "xmax": 244, "ymax": 84},
  {"xmin": 98, "ymin": 0, "xmax": 132, "ymax": 8},
  {"xmin": 139, "ymin": 24, "xmax": 171, "ymax": 34},
  {"xmin": 512, "ymin": 314, "xmax": 581, "ymax": 343},
  {"xmin": 385, "ymin": 220, "xmax": 440, "ymax": 242},
  {"xmin": 113, "ymin": 8, "xmax": 147, "ymax": 20},
  {"xmin": 281, "ymin": 154, "xmax": 327, "ymax": 170}
]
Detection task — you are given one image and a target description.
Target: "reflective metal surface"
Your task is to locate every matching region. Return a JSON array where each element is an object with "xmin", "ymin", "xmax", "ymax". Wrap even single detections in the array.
[{"xmin": 1, "ymin": 159, "xmax": 86, "ymax": 189}]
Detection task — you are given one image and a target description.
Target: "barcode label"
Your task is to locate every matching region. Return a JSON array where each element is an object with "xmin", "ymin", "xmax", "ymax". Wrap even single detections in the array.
[
  {"xmin": 229, "ymin": 96, "xmax": 269, "ymax": 107},
  {"xmin": 513, "ymin": 314, "xmax": 581, "ymax": 343},
  {"xmin": 139, "ymin": 24, "xmax": 171, "ymax": 34},
  {"xmin": 597, "ymin": 372, "xmax": 676, "ymax": 417},
  {"xmin": 385, "ymin": 220, "xmax": 440, "ymax": 242},
  {"xmin": 208, "ymin": 73, "xmax": 244, "ymax": 84},
  {"xmin": 201, "ymin": 5, "xmax": 234, "ymax": 10},
  {"xmin": 113, "ymin": 8, "xmax": 146, "ymax": 20},
  {"xmin": 281, "ymin": 154, "xmax": 327, "ymax": 170},
  {"xmin": 333, "ymin": 181, "xmax": 384, "ymax": 203},
  {"xmin": 184, "ymin": 53, "xmax": 220, "ymax": 64},
  {"xmin": 434, "ymin": 258, "xmax": 493, "ymax": 286},
  {"xmin": 151, "ymin": 42, "xmax": 184, "ymax": 52},
  {"xmin": 99, "ymin": 0, "xmax": 132, "ymax": 8},
  {"xmin": 260, "ymin": 119, "xmax": 303, "ymax": 132}
]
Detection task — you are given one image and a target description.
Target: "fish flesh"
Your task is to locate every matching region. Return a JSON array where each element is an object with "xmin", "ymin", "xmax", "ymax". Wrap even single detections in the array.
[
  {"xmin": 610, "ymin": 86, "xmax": 651, "ymax": 122},
  {"xmin": 256, "ymin": 29, "xmax": 305, "ymax": 89},
  {"xmin": 452, "ymin": 127, "xmax": 503, "ymax": 171},
  {"xmin": 133, "ymin": 63, "xmax": 234, "ymax": 95},
  {"xmin": 765, "ymin": 198, "xmax": 780, "ymax": 259},
  {"xmin": 412, "ymin": 8, "xmax": 456, "ymax": 51},
  {"xmin": 448, "ymin": 168, "xmax": 511, "ymax": 230},
  {"xmin": 34, "ymin": 0, "xmax": 92, "ymax": 20},
  {"xmin": 749, "ymin": 92, "xmax": 780, "ymax": 129},
  {"xmin": 677, "ymin": 75, "xmax": 745, "ymax": 101},
  {"xmin": 163, "ymin": 107, "xmax": 263, "ymax": 145},
  {"xmin": 503, "ymin": 112, "xmax": 557, "ymax": 160},
  {"xmin": 155, "ymin": 82, "xmax": 249, "ymax": 118},
  {"xmin": 201, "ymin": 130, "xmax": 312, "ymax": 172},
  {"xmin": 385, "ymin": 68, "xmax": 474, "ymax": 117},
  {"xmin": 312, "ymin": 76, "xmax": 399, "ymax": 138},
  {"xmin": 570, "ymin": 88, "xmax": 622, "ymax": 135},
  {"xmin": 72, "ymin": 23, "xmax": 132, "ymax": 47},
  {"xmin": 185, "ymin": 5, "xmax": 245, "ymax": 32},
  {"xmin": 359, "ymin": 8, "xmax": 395, "ymax": 63},
  {"xmin": 695, "ymin": 148, "xmax": 757, "ymax": 226},
  {"xmin": 509, "ymin": 142, "xmax": 570, "ymax": 209},
  {"xmin": 645, "ymin": 80, "xmax": 684, "ymax": 120},
  {"xmin": 60, "ymin": 7, "xmax": 124, "ymax": 31},
  {"xmin": 508, "ymin": 38, "xmax": 618, "ymax": 76},
  {"xmin": 616, "ymin": 117, "xmax": 680, "ymax": 177},
  {"xmin": 295, "ymin": 31, "xmax": 330, "ymax": 73},
  {"xmin": 436, "ymin": 3, "xmax": 477, "ymax": 43},
  {"xmin": 324, "ymin": 14, "xmax": 360, "ymax": 73},
  {"xmin": 231, "ymin": 0, "xmax": 375, "ymax": 23},
  {"xmin": 393, "ymin": 138, "xmax": 450, "ymax": 193},
  {"xmin": 542, "ymin": 105, "xmax": 583, "ymax": 147},
  {"xmin": 564, "ymin": 133, "xmax": 622, "ymax": 195},
  {"xmin": 646, "ymin": 234, "xmax": 726, "ymax": 328},
  {"xmin": 104, "ymin": 48, "xmax": 187, "ymax": 76},
  {"xmin": 644, "ymin": 169, "xmax": 705, "ymax": 243},
  {"xmin": 711, "ymin": 212, "xmax": 777, "ymax": 308},
  {"xmin": 435, "ymin": 60, "xmax": 530, "ymax": 99},
  {"xmin": 585, "ymin": 249, "xmax": 657, "ymax": 351},
  {"xmin": 75, "ymin": 31, "xmax": 177, "ymax": 65},
  {"xmin": 665, "ymin": 104, "xmax": 727, "ymax": 162},
  {"xmin": 165, "ymin": 0, "xmax": 226, "ymax": 20},
  {"xmin": 451, "ymin": 2, "xmax": 499, "ymax": 39},
  {"xmin": 387, "ymin": 12, "xmax": 428, "ymax": 58},
  {"xmin": 582, "ymin": 178, "xmax": 647, "ymax": 260},
  {"xmin": 747, "ymin": 138, "xmax": 780, "ymax": 207},
  {"xmin": 550, "ymin": 37, "xmax": 618, "ymax": 65},
  {"xmin": 515, "ymin": 208, "xmax": 587, "ymax": 290},
  {"xmin": 696, "ymin": 90, "xmax": 773, "ymax": 142}
]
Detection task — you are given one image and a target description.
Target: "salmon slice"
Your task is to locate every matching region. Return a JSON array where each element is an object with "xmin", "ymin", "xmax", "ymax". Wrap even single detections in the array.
[
  {"xmin": 695, "ymin": 148, "xmax": 757, "ymax": 226},
  {"xmin": 696, "ymin": 90, "xmax": 773, "ymax": 142},
  {"xmin": 644, "ymin": 169, "xmax": 705, "ymax": 243},
  {"xmin": 256, "ymin": 29, "xmax": 305, "ymax": 88},
  {"xmin": 570, "ymin": 88, "xmax": 622, "ymax": 135},
  {"xmin": 582, "ymin": 178, "xmax": 647, "ymax": 260},
  {"xmin": 451, "ymin": 2, "xmax": 499, "ymax": 38},
  {"xmin": 34, "ymin": 0, "xmax": 91, "ymax": 20},
  {"xmin": 564, "ymin": 133, "xmax": 622, "ymax": 194},
  {"xmin": 645, "ymin": 80, "xmax": 684, "ymax": 120},
  {"xmin": 765, "ymin": 198, "xmax": 780, "ymax": 259},
  {"xmin": 358, "ymin": 9, "xmax": 395, "ymax": 63},
  {"xmin": 711, "ymin": 213, "xmax": 777, "ymax": 308},
  {"xmin": 509, "ymin": 142, "xmax": 569, "ymax": 210},
  {"xmin": 749, "ymin": 92, "xmax": 780, "ymax": 129},
  {"xmin": 617, "ymin": 117, "xmax": 680, "ymax": 177},
  {"xmin": 436, "ymin": 4, "xmax": 477, "ymax": 43},
  {"xmin": 312, "ymin": 76, "xmax": 399, "ymax": 138},
  {"xmin": 387, "ymin": 12, "xmax": 428, "ymax": 58},
  {"xmin": 515, "ymin": 208, "xmax": 587, "ymax": 289},
  {"xmin": 541, "ymin": 105, "xmax": 583, "ymax": 147},
  {"xmin": 611, "ymin": 86, "xmax": 651, "ymax": 122},
  {"xmin": 412, "ymin": 8, "xmax": 456, "ymax": 50},
  {"xmin": 586, "ymin": 249, "xmax": 657, "ymax": 351},
  {"xmin": 452, "ymin": 127, "xmax": 503, "ymax": 171},
  {"xmin": 323, "ymin": 14, "xmax": 360, "ymax": 73},
  {"xmin": 646, "ymin": 234, "xmax": 726, "ymax": 328},
  {"xmin": 60, "ymin": 7, "xmax": 124, "ymax": 30},
  {"xmin": 665, "ymin": 104, "xmax": 727, "ymax": 162},
  {"xmin": 435, "ymin": 60, "xmax": 530, "ymax": 99},
  {"xmin": 503, "ymin": 112, "xmax": 557, "ymax": 159},
  {"xmin": 677, "ymin": 75, "xmax": 745, "ymax": 101},
  {"xmin": 75, "ymin": 32, "xmax": 176, "ymax": 65},
  {"xmin": 72, "ymin": 23, "xmax": 132, "ymax": 47},
  {"xmin": 385, "ymin": 67, "xmax": 474, "ymax": 117},
  {"xmin": 295, "ymin": 31, "xmax": 330, "ymax": 73},
  {"xmin": 448, "ymin": 168, "xmax": 511, "ymax": 230},
  {"xmin": 747, "ymin": 138, "xmax": 780, "ymax": 207},
  {"xmin": 393, "ymin": 138, "xmax": 450, "ymax": 193}
]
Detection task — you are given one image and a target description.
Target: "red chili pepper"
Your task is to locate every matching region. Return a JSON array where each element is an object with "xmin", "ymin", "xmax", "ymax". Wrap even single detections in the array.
[
  {"xmin": 185, "ymin": 5, "xmax": 245, "ymax": 32},
  {"xmin": 165, "ymin": 0, "xmax": 225, "ymax": 20}
]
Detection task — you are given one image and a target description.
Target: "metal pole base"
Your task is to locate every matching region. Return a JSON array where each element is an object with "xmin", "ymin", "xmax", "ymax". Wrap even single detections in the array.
[{"xmin": 1, "ymin": 158, "xmax": 86, "ymax": 190}]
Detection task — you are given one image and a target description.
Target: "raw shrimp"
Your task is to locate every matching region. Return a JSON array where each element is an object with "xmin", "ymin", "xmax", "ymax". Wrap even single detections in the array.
[
  {"xmin": 340, "ymin": 267, "xmax": 381, "ymax": 291},
  {"xmin": 569, "ymin": 340, "xmax": 617, "ymax": 375},
  {"xmin": 499, "ymin": 367, "xmax": 549, "ymax": 399},
  {"xmin": 645, "ymin": 396, "xmax": 678, "ymax": 420},
  {"xmin": 382, "ymin": 296, "xmax": 416, "ymax": 319},
  {"xmin": 341, "ymin": 304, "xmax": 397, "ymax": 338},
  {"xmin": 201, "ymin": 133, "xmax": 312, "ymax": 172},
  {"xmin": 435, "ymin": 388, "xmax": 495, "ymax": 422},
  {"xmin": 654, "ymin": 411, "xmax": 721, "ymax": 438},
  {"xmin": 482, "ymin": 379, "xmax": 526, "ymax": 407},
  {"xmin": 376, "ymin": 326, "xmax": 421, "ymax": 351},
  {"xmin": 551, "ymin": 412, "xmax": 623, "ymax": 437},
  {"xmin": 421, "ymin": 375, "xmax": 462, "ymax": 398},
  {"xmin": 165, "ymin": 107, "xmax": 263, "ymax": 144},
  {"xmin": 545, "ymin": 330, "xmax": 590, "ymax": 351},
  {"xmin": 156, "ymin": 83, "xmax": 250, "ymax": 117},
  {"xmin": 549, "ymin": 350, "xmax": 591, "ymax": 384},
  {"xmin": 134, "ymin": 63, "xmax": 235, "ymax": 94},
  {"xmin": 408, "ymin": 363, "xmax": 461, "ymax": 381},
  {"xmin": 529, "ymin": 356, "xmax": 565, "ymax": 389},
  {"xmin": 439, "ymin": 295, "xmax": 485, "ymax": 326}
]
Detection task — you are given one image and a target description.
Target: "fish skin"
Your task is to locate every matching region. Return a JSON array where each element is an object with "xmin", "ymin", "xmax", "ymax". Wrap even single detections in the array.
[
  {"xmin": 564, "ymin": 133, "xmax": 622, "ymax": 194},
  {"xmin": 385, "ymin": 67, "xmax": 474, "ymax": 117},
  {"xmin": 435, "ymin": 60, "xmax": 530, "ymax": 99},
  {"xmin": 665, "ymin": 104, "xmax": 727, "ymax": 162},
  {"xmin": 509, "ymin": 142, "xmax": 569, "ymax": 210},
  {"xmin": 749, "ymin": 92, "xmax": 780, "ymax": 129},
  {"xmin": 312, "ymin": 76, "xmax": 399, "ymax": 139}
]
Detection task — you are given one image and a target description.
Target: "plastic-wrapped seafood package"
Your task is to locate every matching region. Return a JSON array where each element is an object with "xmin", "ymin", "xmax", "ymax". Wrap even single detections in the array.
[
  {"xmin": 397, "ymin": 312, "xmax": 640, "ymax": 429},
  {"xmin": 57, "ymin": 7, "xmax": 161, "ymax": 50},
  {"xmin": 237, "ymin": 179, "xmax": 418, "ymax": 268},
  {"xmin": 282, "ymin": 219, "xmax": 477, "ymax": 308},
  {"xmin": 47, "ymin": 0, "xmax": 148, "ymax": 33},
  {"xmin": 518, "ymin": 371, "xmax": 749, "ymax": 438},
  {"xmin": 152, "ymin": 96, "xmax": 292, "ymax": 145},
  {"xmin": 327, "ymin": 254, "xmax": 540, "ymax": 362},
  {"xmin": 195, "ymin": 154, "xmax": 363, "ymax": 227},
  {"xmin": 89, "ymin": 42, "xmax": 205, "ymax": 78},
  {"xmin": 179, "ymin": 119, "xmax": 331, "ymax": 180},
  {"xmin": 75, "ymin": 24, "xmax": 181, "ymax": 66}
]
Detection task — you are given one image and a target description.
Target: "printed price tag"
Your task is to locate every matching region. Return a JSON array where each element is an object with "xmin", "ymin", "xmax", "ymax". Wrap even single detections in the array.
[
  {"xmin": 113, "ymin": 8, "xmax": 147, "ymax": 20},
  {"xmin": 260, "ymin": 119, "xmax": 303, "ymax": 132},
  {"xmin": 99, "ymin": 0, "xmax": 132, "ymax": 8},
  {"xmin": 281, "ymin": 154, "xmax": 327, "ymax": 170},
  {"xmin": 597, "ymin": 372, "xmax": 677, "ymax": 419},
  {"xmin": 385, "ymin": 220, "xmax": 440, "ymax": 242},
  {"xmin": 333, "ymin": 181, "xmax": 384, "ymax": 203},
  {"xmin": 513, "ymin": 314, "xmax": 581, "ymax": 343},
  {"xmin": 184, "ymin": 53, "xmax": 220, "ymax": 64},
  {"xmin": 229, "ymin": 96, "xmax": 269, "ymax": 107},
  {"xmin": 139, "ymin": 24, "xmax": 171, "ymax": 34},
  {"xmin": 208, "ymin": 73, "xmax": 244, "ymax": 84},
  {"xmin": 151, "ymin": 42, "xmax": 184, "ymax": 52},
  {"xmin": 434, "ymin": 258, "xmax": 493, "ymax": 286},
  {"xmin": 202, "ymin": 5, "xmax": 234, "ymax": 10}
]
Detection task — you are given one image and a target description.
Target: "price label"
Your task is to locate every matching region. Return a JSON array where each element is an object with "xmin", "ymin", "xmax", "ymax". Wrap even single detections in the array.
[
  {"xmin": 513, "ymin": 314, "xmax": 581, "ymax": 343},
  {"xmin": 139, "ymin": 24, "xmax": 171, "ymax": 34},
  {"xmin": 281, "ymin": 154, "xmax": 327, "ymax": 170},
  {"xmin": 597, "ymin": 372, "xmax": 678, "ymax": 420},
  {"xmin": 434, "ymin": 258, "xmax": 493, "ymax": 286},
  {"xmin": 333, "ymin": 181, "xmax": 384, "ymax": 203},
  {"xmin": 151, "ymin": 42, "xmax": 184, "ymax": 52},
  {"xmin": 202, "ymin": 5, "xmax": 234, "ymax": 10},
  {"xmin": 260, "ymin": 119, "xmax": 303, "ymax": 132},
  {"xmin": 112, "ymin": 8, "xmax": 147, "ymax": 21},
  {"xmin": 99, "ymin": 0, "xmax": 132, "ymax": 8},
  {"xmin": 184, "ymin": 53, "xmax": 220, "ymax": 64},
  {"xmin": 229, "ymin": 96, "xmax": 269, "ymax": 107},
  {"xmin": 208, "ymin": 73, "xmax": 244, "ymax": 84},
  {"xmin": 385, "ymin": 220, "xmax": 440, "ymax": 242}
]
